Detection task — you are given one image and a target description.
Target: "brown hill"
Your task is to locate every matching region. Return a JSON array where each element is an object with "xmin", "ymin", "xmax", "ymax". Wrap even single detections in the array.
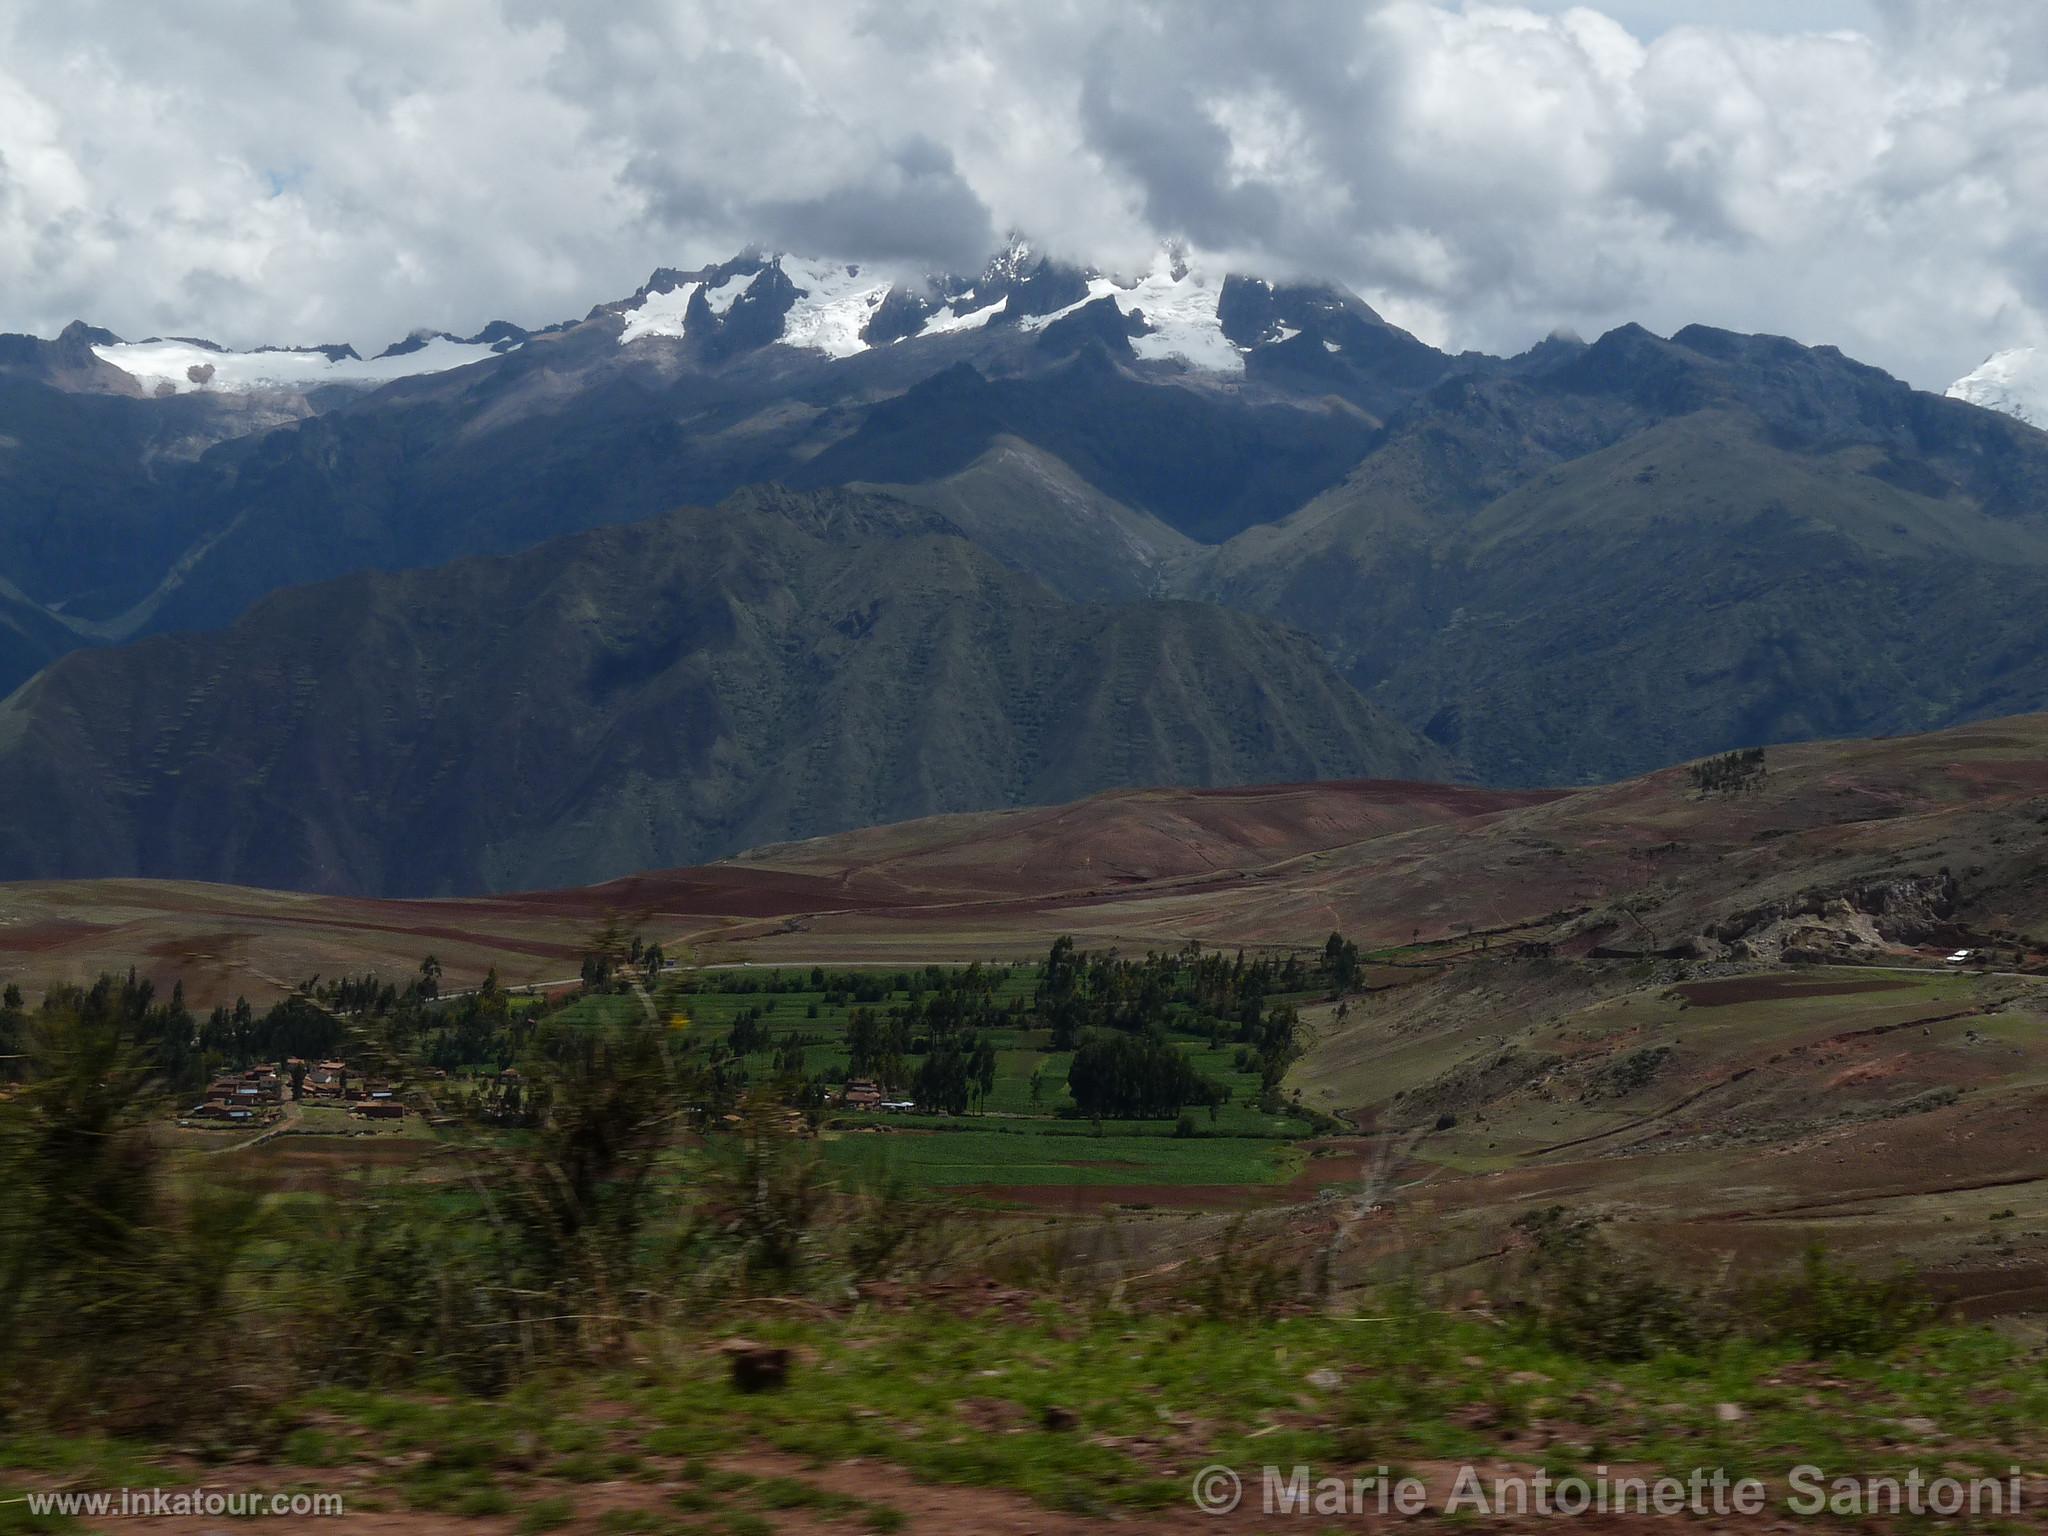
[
  {"xmin": 733, "ymin": 713, "xmax": 2048, "ymax": 965},
  {"xmin": 4, "ymin": 713, "xmax": 2045, "ymax": 1005}
]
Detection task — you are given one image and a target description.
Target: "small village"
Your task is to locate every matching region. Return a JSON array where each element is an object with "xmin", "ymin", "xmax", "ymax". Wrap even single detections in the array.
[
  {"xmin": 835, "ymin": 1077, "xmax": 917, "ymax": 1113},
  {"xmin": 179, "ymin": 1057, "xmax": 407, "ymax": 1129}
]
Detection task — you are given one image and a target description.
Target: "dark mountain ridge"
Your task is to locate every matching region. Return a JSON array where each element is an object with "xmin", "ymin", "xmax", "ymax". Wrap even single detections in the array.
[
  {"xmin": 1187, "ymin": 321, "xmax": 2048, "ymax": 782},
  {"xmin": 0, "ymin": 488, "xmax": 1448, "ymax": 895}
]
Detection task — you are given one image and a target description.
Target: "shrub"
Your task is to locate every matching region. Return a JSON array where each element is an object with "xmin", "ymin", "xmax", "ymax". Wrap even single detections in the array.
[
  {"xmin": 0, "ymin": 997, "xmax": 267, "ymax": 1431},
  {"xmin": 1507, "ymin": 1209, "xmax": 1703, "ymax": 1361},
  {"xmin": 1745, "ymin": 1245, "xmax": 1935, "ymax": 1357},
  {"xmin": 1506, "ymin": 1211, "xmax": 1936, "ymax": 1363}
]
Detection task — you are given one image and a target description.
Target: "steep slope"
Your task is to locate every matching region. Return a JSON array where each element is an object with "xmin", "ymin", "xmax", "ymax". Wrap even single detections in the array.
[
  {"xmin": 853, "ymin": 436, "xmax": 1197, "ymax": 601},
  {"xmin": 0, "ymin": 489, "xmax": 1447, "ymax": 896},
  {"xmin": 0, "ymin": 584, "xmax": 74, "ymax": 694},
  {"xmin": 1189, "ymin": 325, "xmax": 2048, "ymax": 783},
  {"xmin": 787, "ymin": 347, "xmax": 1380, "ymax": 543},
  {"xmin": 0, "ymin": 372, "xmax": 286, "ymax": 628}
]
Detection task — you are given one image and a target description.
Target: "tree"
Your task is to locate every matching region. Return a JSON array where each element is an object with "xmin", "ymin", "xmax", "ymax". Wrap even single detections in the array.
[
  {"xmin": 1067, "ymin": 1032, "xmax": 1225, "ymax": 1120},
  {"xmin": 418, "ymin": 954, "xmax": 442, "ymax": 1000},
  {"xmin": 972, "ymin": 1035, "xmax": 998, "ymax": 1113},
  {"xmin": 1322, "ymin": 932, "xmax": 1361, "ymax": 994},
  {"xmin": 1688, "ymin": 746, "xmax": 1767, "ymax": 797},
  {"xmin": 726, "ymin": 1008, "xmax": 768, "ymax": 1057},
  {"xmin": 0, "ymin": 985, "xmax": 25, "ymax": 1084},
  {"xmin": 911, "ymin": 1029, "xmax": 993, "ymax": 1116},
  {"xmin": 519, "ymin": 1012, "xmax": 688, "ymax": 1283},
  {"xmin": 0, "ymin": 987, "xmax": 262, "ymax": 1425}
]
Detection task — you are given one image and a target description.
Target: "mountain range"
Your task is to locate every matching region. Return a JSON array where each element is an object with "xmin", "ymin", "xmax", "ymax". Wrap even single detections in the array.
[
  {"xmin": 4, "ymin": 241, "xmax": 2048, "ymax": 892},
  {"xmin": 0, "ymin": 486, "xmax": 1443, "ymax": 893}
]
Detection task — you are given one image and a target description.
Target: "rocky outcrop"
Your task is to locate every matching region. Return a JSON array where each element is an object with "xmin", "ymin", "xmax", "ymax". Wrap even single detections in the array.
[{"xmin": 1704, "ymin": 872, "xmax": 1960, "ymax": 963}]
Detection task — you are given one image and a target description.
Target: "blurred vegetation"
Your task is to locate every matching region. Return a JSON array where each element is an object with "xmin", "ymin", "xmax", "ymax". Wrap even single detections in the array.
[
  {"xmin": 1507, "ymin": 1208, "xmax": 1936, "ymax": 1364},
  {"xmin": 0, "ymin": 937, "xmax": 2023, "ymax": 1525}
]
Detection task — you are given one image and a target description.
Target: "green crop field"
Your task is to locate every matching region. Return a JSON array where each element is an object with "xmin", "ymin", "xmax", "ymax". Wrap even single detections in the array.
[
  {"xmin": 819, "ymin": 1126, "xmax": 1300, "ymax": 1190},
  {"xmin": 539, "ymin": 960, "xmax": 1333, "ymax": 1196}
]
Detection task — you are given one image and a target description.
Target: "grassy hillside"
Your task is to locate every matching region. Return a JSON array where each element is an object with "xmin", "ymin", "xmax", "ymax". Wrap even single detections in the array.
[{"xmin": 5, "ymin": 711, "xmax": 2046, "ymax": 1004}]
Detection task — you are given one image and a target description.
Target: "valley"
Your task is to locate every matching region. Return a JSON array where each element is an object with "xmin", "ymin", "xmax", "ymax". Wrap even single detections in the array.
[
  {"xmin": 10, "ymin": 716, "xmax": 2048, "ymax": 1534},
  {"xmin": 15, "ymin": 10, "xmax": 2048, "ymax": 1528},
  {"xmin": 7, "ymin": 712, "xmax": 2047, "ymax": 1300}
]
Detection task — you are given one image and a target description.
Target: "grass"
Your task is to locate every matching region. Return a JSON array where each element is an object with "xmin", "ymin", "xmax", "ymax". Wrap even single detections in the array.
[
  {"xmin": 661, "ymin": 968, "xmax": 1315, "ymax": 1128},
  {"xmin": 11, "ymin": 1302, "xmax": 2024, "ymax": 1527},
  {"xmin": 518, "ymin": 1495, "xmax": 576, "ymax": 1533},
  {"xmin": 632, "ymin": 1307, "xmax": 2044, "ymax": 1509}
]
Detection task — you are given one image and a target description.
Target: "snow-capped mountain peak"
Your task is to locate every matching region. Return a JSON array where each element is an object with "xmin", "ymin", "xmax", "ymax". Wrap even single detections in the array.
[
  {"xmin": 611, "ymin": 243, "xmax": 1250, "ymax": 373},
  {"xmin": 979, "ymin": 233, "xmax": 1036, "ymax": 288},
  {"xmin": 40, "ymin": 240, "xmax": 1427, "ymax": 406},
  {"xmin": 1946, "ymin": 347, "xmax": 2048, "ymax": 428},
  {"xmin": 1017, "ymin": 247, "xmax": 1243, "ymax": 373},
  {"xmin": 90, "ymin": 327, "xmax": 522, "ymax": 396},
  {"xmin": 614, "ymin": 251, "xmax": 892, "ymax": 358}
]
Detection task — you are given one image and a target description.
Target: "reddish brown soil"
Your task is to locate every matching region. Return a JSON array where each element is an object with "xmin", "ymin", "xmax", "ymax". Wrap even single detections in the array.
[
  {"xmin": 1, "ymin": 918, "xmax": 102, "ymax": 953},
  {"xmin": 499, "ymin": 865, "xmax": 910, "ymax": 919},
  {"xmin": 1925, "ymin": 1265, "xmax": 2048, "ymax": 1319}
]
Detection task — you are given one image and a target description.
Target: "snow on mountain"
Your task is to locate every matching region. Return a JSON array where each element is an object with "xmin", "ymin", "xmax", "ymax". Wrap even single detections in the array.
[
  {"xmin": 618, "ymin": 283, "xmax": 699, "ymax": 344},
  {"xmin": 775, "ymin": 255, "xmax": 894, "ymax": 359},
  {"xmin": 94, "ymin": 332, "xmax": 511, "ymax": 395},
  {"xmin": 1947, "ymin": 347, "xmax": 2048, "ymax": 428},
  {"xmin": 615, "ymin": 254, "xmax": 892, "ymax": 358},
  {"xmin": 609, "ymin": 245, "xmax": 1246, "ymax": 371},
  {"xmin": 703, "ymin": 269, "xmax": 758, "ymax": 316},
  {"xmin": 1020, "ymin": 252, "xmax": 1244, "ymax": 373},
  {"xmin": 982, "ymin": 235, "xmax": 1036, "ymax": 288},
  {"xmin": 917, "ymin": 294, "xmax": 1005, "ymax": 337}
]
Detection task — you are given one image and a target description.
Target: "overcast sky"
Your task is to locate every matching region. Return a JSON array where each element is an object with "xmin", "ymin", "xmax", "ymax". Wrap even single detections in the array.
[{"xmin": 1, "ymin": 0, "xmax": 2042, "ymax": 388}]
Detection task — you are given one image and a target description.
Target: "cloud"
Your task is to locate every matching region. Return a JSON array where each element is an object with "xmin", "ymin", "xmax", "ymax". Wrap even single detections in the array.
[{"xmin": 0, "ymin": 0, "xmax": 2042, "ymax": 387}]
